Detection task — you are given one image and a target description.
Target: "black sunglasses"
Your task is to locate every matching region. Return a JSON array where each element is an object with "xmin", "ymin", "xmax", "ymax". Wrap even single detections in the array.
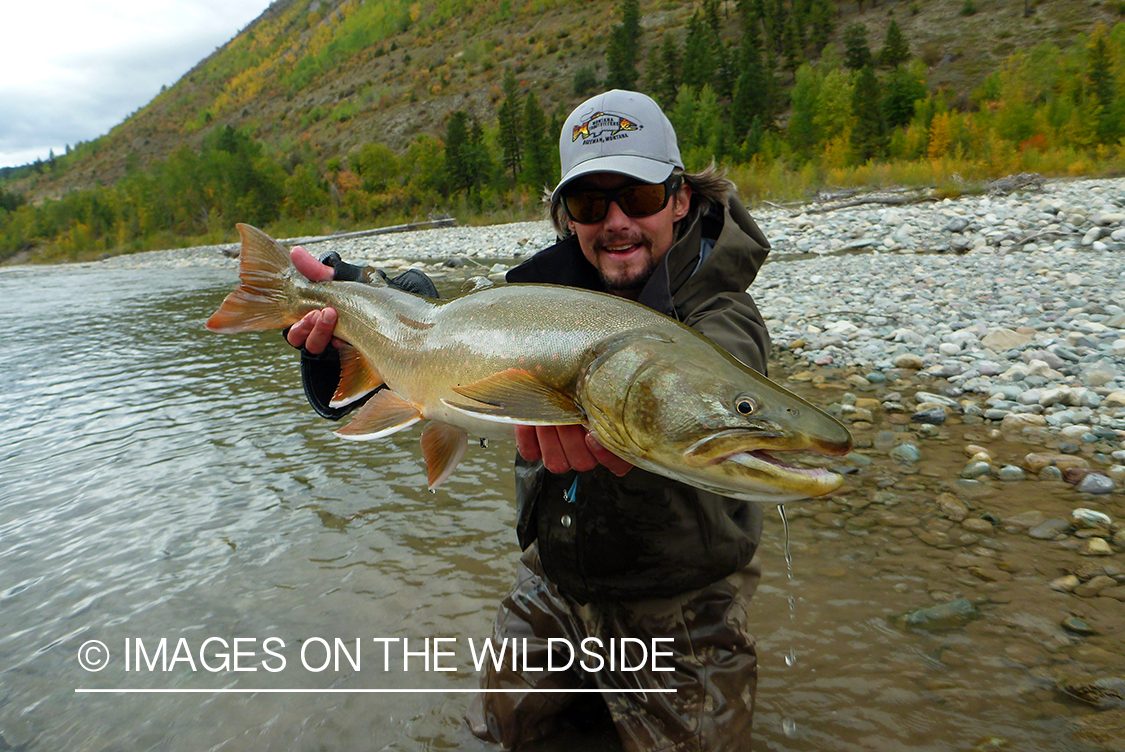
[{"xmin": 562, "ymin": 175, "xmax": 684, "ymax": 225}]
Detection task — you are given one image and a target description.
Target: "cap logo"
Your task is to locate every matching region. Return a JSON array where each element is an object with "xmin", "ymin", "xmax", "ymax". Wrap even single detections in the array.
[{"xmin": 571, "ymin": 111, "xmax": 642, "ymax": 144}]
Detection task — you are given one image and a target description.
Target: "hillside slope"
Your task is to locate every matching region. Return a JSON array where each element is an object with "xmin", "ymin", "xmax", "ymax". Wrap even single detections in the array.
[{"xmin": 11, "ymin": 0, "xmax": 1125, "ymax": 201}]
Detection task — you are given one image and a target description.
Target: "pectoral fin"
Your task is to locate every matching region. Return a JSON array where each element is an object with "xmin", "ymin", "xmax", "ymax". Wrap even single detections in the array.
[
  {"xmin": 444, "ymin": 368, "xmax": 584, "ymax": 425},
  {"xmin": 335, "ymin": 390, "xmax": 422, "ymax": 440},
  {"xmin": 330, "ymin": 342, "xmax": 384, "ymax": 408},
  {"xmin": 420, "ymin": 422, "xmax": 469, "ymax": 489}
]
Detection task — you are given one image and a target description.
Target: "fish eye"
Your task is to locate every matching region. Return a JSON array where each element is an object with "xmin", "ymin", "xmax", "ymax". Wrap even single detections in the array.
[{"xmin": 735, "ymin": 397, "xmax": 756, "ymax": 416}]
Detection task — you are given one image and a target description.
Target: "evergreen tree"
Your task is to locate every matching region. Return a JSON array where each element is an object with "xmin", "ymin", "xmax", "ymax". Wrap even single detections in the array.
[
  {"xmin": 850, "ymin": 65, "xmax": 887, "ymax": 162},
  {"xmin": 880, "ymin": 19, "xmax": 910, "ymax": 68},
  {"xmin": 744, "ymin": 116, "xmax": 766, "ymax": 158},
  {"xmin": 843, "ymin": 23, "xmax": 872, "ymax": 70},
  {"xmin": 467, "ymin": 119, "xmax": 492, "ymax": 197},
  {"xmin": 651, "ymin": 33, "xmax": 681, "ymax": 110},
  {"xmin": 680, "ymin": 4, "xmax": 733, "ymax": 96},
  {"xmin": 766, "ymin": 0, "xmax": 787, "ymax": 53},
  {"xmin": 1087, "ymin": 32, "xmax": 1116, "ymax": 142},
  {"xmin": 808, "ymin": 0, "xmax": 835, "ymax": 53},
  {"xmin": 443, "ymin": 111, "xmax": 473, "ymax": 195},
  {"xmin": 606, "ymin": 0, "xmax": 642, "ymax": 90},
  {"xmin": 703, "ymin": 0, "xmax": 734, "ymax": 97},
  {"xmin": 882, "ymin": 64, "xmax": 927, "ymax": 128},
  {"xmin": 497, "ymin": 69, "xmax": 522, "ymax": 183},
  {"xmin": 521, "ymin": 92, "xmax": 553, "ymax": 191},
  {"xmin": 681, "ymin": 12, "xmax": 718, "ymax": 91},
  {"xmin": 731, "ymin": 23, "xmax": 770, "ymax": 138},
  {"xmin": 783, "ymin": 13, "xmax": 804, "ymax": 72}
]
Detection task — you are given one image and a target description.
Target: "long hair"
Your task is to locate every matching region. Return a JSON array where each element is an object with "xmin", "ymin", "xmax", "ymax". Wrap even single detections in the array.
[{"xmin": 546, "ymin": 162, "xmax": 737, "ymax": 238}]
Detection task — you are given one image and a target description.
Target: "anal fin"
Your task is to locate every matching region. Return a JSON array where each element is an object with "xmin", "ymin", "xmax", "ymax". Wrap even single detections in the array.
[
  {"xmin": 335, "ymin": 390, "xmax": 422, "ymax": 440},
  {"xmin": 331, "ymin": 342, "xmax": 384, "ymax": 408},
  {"xmin": 420, "ymin": 422, "xmax": 469, "ymax": 489}
]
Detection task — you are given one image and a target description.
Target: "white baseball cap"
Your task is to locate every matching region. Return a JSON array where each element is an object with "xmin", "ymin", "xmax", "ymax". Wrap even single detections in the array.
[{"xmin": 551, "ymin": 90, "xmax": 683, "ymax": 201}]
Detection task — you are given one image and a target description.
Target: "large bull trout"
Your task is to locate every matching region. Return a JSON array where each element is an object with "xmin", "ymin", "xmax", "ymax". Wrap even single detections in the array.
[{"xmin": 207, "ymin": 224, "xmax": 852, "ymax": 503}]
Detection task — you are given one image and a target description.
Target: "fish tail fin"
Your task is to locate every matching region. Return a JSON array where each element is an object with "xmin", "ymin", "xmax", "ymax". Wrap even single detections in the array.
[{"xmin": 206, "ymin": 223, "xmax": 299, "ymax": 333}]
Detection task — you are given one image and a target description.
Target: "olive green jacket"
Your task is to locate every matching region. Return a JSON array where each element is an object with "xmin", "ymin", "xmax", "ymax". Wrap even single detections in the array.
[{"xmin": 504, "ymin": 196, "xmax": 772, "ymax": 603}]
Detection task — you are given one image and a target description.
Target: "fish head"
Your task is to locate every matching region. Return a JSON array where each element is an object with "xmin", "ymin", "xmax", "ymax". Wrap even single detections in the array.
[{"xmin": 579, "ymin": 333, "xmax": 853, "ymax": 504}]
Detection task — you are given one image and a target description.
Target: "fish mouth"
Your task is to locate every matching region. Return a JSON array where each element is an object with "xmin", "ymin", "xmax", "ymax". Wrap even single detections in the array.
[
  {"xmin": 684, "ymin": 429, "xmax": 851, "ymax": 497},
  {"xmin": 687, "ymin": 428, "xmax": 850, "ymax": 462},
  {"xmin": 724, "ymin": 449, "xmax": 841, "ymax": 481}
]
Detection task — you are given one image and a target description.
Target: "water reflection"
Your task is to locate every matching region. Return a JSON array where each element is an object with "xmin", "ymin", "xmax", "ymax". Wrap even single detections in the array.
[{"xmin": 0, "ymin": 262, "xmax": 1104, "ymax": 751}]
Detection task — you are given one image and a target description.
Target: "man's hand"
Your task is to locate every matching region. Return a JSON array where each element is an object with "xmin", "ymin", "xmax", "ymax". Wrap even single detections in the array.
[
  {"xmin": 286, "ymin": 247, "xmax": 344, "ymax": 355},
  {"xmin": 515, "ymin": 425, "xmax": 632, "ymax": 477}
]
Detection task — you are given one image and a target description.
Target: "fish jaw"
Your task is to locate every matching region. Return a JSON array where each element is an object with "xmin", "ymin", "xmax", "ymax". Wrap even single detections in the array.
[
  {"xmin": 676, "ymin": 427, "xmax": 850, "ymax": 502},
  {"xmin": 580, "ymin": 333, "xmax": 853, "ymax": 503}
]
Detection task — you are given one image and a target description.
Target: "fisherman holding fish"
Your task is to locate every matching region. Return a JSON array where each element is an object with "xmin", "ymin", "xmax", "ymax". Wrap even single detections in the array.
[{"xmin": 283, "ymin": 91, "xmax": 786, "ymax": 751}]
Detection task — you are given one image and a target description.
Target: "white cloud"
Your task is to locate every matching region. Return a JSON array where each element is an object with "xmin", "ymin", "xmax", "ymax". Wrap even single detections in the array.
[{"xmin": 0, "ymin": 0, "xmax": 273, "ymax": 169}]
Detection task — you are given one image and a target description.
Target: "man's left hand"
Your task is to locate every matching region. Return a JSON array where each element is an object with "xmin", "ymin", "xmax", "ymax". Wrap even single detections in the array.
[{"xmin": 515, "ymin": 425, "xmax": 632, "ymax": 477}]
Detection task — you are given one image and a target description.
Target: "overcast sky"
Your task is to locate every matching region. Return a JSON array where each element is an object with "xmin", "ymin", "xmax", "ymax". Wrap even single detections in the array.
[{"xmin": 0, "ymin": 0, "xmax": 275, "ymax": 169}]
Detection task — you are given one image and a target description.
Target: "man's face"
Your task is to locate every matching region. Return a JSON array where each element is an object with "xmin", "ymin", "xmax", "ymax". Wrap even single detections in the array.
[{"xmin": 565, "ymin": 173, "xmax": 692, "ymax": 299}]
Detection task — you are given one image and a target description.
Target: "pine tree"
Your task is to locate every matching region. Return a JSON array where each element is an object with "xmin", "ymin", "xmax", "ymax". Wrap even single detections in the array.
[
  {"xmin": 443, "ymin": 111, "xmax": 472, "ymax": 194},
  {"xmin": 497, "ymin": 69, "xmax": 522, "ymax": 183},
  {"xmin": 731, "ymin": 23, "xmax": 770, "ymax": 138},
  {"xmin": 651, "ymin": 33, "xmax": 681, "ymax": 110},
  {"xmin": 843, "ymin": 23, "xmax": 872, "ymax": 71},
  {"xmin": 808, "ymin": 0, "xmax": 835, "ymax": 53},
  {"xmin": 606, "ymin": 0, "xmax": 642, "ymax": 90},
  {"xmin": 850, "ymin": 65, "xmax": 887, "ymax": 162},
  {"xmin": 882, "ymin": 64, "xmax": 927, "ymax": 128},
  {"xmin": 783, "ymin": 13, "xmax": 804, "ymax": 72},
  {"xmin": 681, "ymin": 12, "xmax": 717, "ymax": 91},
  {"xmin": 703, "ymin": 0, "xmax": 733, "ymax": 97},
  {"xmin": 880, "ymin": 19, "xmax": 910, "ymax": 68},
  {"xmin": 521, "ymin": 92, "xmax": 553, "ymax": 191},
  {"xmin": 766, "ymin": 0, "xmax": 787, "ymax": 53},
  {"xmin": 467, "ymin": 119, "xmax": 492, "ymax": 197},
  {"xmin": 1087, "ymin": 31, "xmax": 1121, "ymax": 144}
]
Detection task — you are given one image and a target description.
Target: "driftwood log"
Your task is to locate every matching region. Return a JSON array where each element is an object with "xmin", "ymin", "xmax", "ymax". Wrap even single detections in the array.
[{"xmin": 763, "ymin": 173, "xmax": 1045, "ymax": 217}]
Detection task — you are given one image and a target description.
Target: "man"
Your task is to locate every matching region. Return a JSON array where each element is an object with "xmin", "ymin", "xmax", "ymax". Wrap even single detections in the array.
[{"xmin": 287, "ymin": 90, "xmax": 772, "ymax": 751}]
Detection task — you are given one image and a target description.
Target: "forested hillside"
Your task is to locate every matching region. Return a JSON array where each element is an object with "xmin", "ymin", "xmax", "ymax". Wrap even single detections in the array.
[{"xmin": 2, "ymin": 0, "xmax": 1124, "ymax": 263}]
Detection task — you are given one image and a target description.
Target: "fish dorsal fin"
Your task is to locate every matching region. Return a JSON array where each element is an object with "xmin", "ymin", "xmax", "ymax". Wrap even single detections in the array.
[
  {"xmin": 334, "ymin": 390, "xmax": 423, "ymax": 440},
  {"xmin": 420, "ymin": 422, "xmax": 469, "ymax": 490},
  {"xmin": 444, "ymin": 368, "xmax": 584, "ymax": 425},
  {"xmin": 330, "ymin": 342, "xmax": 385, "ymax": 408}
]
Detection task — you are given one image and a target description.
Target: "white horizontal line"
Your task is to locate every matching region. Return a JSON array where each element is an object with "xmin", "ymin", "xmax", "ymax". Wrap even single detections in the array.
[{"xmin": 75, "ymin": 688, "xmax": 675, "ymax": 694}]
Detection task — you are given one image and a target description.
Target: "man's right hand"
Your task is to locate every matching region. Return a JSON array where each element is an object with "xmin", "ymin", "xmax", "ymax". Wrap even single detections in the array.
[
  {"xmin": 286, "ymin": 247, "xmax": 343, "ymax": 355},
  {"xmin": 515, "ymin": 425, "xmax": 632, "ymax": 477}
]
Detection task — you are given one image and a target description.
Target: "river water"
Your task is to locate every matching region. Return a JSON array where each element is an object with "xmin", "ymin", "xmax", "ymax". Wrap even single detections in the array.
[{"xmin": 0, "ymin": 261, "xmax": 1113, "ymax": 751}]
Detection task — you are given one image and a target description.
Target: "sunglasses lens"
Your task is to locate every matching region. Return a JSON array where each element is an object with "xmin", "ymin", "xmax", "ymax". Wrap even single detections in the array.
[
  {"xmin": 618, "ymin": 183, "xmax": 668, "ymax": 217},
  {"xmin": 563, "ymin": 178, "xmax": 675, "ymax": 224},
  {"xmin": 564, "ymin": 193, "xmax": 609, "ymax": 224}
]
